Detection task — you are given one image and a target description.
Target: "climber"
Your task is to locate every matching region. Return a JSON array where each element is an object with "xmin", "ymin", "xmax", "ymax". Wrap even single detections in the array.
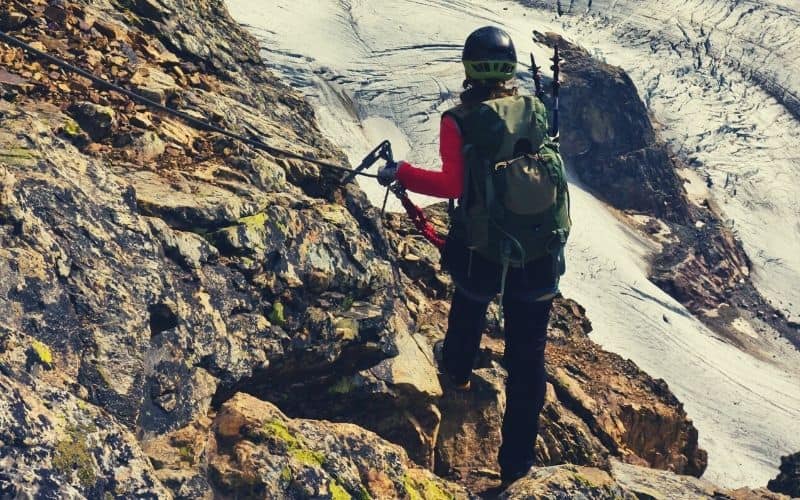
[{"xmin": 377, "ymin": 26, "xmax": 571, "ymax": 485}]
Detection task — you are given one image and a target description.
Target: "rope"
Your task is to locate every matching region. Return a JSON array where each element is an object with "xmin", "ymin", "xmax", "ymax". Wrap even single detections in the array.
[
  {"xmin": 397, "ymin": 192, "xmax": 446, "ymax": 249},
  {"xmin": 0, "ymin": 30, "xmax": 377, "ymax": 179}
]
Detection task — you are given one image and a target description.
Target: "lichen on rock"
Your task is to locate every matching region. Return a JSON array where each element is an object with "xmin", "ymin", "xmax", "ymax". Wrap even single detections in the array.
[{"xmin": 52, "ymin": 424, "xmax": 97, "ymax": 487}]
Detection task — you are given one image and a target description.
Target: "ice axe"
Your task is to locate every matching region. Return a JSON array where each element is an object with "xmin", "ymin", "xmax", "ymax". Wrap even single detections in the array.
[
  {"xmin": 344, "ymin": 140, "xmax": 445, "ymax": 249},
  {"xmin": 340, "ymin": 140, "xmax": 393, "ymax": 185}
]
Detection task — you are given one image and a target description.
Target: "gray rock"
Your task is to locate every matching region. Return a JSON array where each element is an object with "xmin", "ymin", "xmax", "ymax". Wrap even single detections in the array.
[
  {"xmin": 67, "ymin": 102, "xmax": 116, "ymax": 141},
  {"xmin": 768, "ymin": 452, "xmax": 800, "ymax": 497}
]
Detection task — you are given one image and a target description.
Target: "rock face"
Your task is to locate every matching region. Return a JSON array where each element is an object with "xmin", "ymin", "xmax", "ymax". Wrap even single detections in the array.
[
  {"xmin": 0, "ymin": 0, "xmax": 406, "ymax": 440},
  {"xmin": 0, "ymin": 0, "xmax": 420, "ymax": 495},
  {"xmin": 0, "ymin": 373, "xmax": 169, "ymax": 498},
  {"xmin": 535, "ymin": 32, "xmax": 799, "ymax": 349},
  {"xmin": 144, "ymin": 392, "xmax": 469, "ymax": 499},
  {"xmin": 768, "ymin": 452, "xmax": 800, "ymax": 498},
  {"xmin": 501, "ymin": 464, "xmax": 637, "ymax": 499},
  {"xmin": 539, "ymin": 32, "xmax": 689, "ymax": 224},
  {"xmin": 499, "ymin": 461, "xmax": 787, "ymax": 500}
]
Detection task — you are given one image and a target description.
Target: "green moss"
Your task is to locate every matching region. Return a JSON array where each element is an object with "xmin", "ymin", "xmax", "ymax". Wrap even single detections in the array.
[
  {"xmin": 280, "ymin": 466, "xmax": 292, "ymax": 482},
  {"xmin": 329, "ymin": 480, "xmax": 352, "ymax": 500},
  {"xmin": 328, "ymin": 377, "xmax": 356, "ymax": 395},
  {"xmin": 290, "ymin": 448, "xmax": 325, "ymax": 467},
  {"xmin": 401, "ymin": 474, "xmax": 453, "ymax": 500},
  {"xmin": 269, "ymin": 302, "xmax": 286, "ymax": 326},
  {"xmin": 30, "ymin": 339, "xmax": 53, "ymax": 367},
  {"xmin": 340, "ymin": 296, "xmax": 354, "ymax": 312},
  {"xmin": 402, "ymin": 475, "xmax": 424, "ymax": 500},
  {"xmin": 356, "ymin": 485, "xmax": 372, "ymax": 500},
  {"xmin": 0, "ymin": 148, "xmax": 39, "ymax": 168},
  {"xmin": 571, "ymin": 471, "xmax": 603, "ymax": 490},
  {"xmin": 178, "ymin": 445, "xmax": 194, "ymax": 465},
  {"xmin": 262, "ymin": 419, "xmax": 299, "ymax": 449},
  {"xmin": 63, "ymin": 119, "xmax": 82, "ymax": 137},
  {"xmin": 53, "ymin": 425, "xmax": 96, "ymax": 487},
  {"xmin": 238, "ymin": 212, "xmax": 268, "ymax": 229}
]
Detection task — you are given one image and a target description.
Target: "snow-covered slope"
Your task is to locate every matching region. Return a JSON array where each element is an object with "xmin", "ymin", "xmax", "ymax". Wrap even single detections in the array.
[
  {"xmin": 225, "ymin": 0, "xmax": 800, "ymax": 488},
  {"xmin": 521, "ymin": 0, "xmax": 800, "ymax": 327}
]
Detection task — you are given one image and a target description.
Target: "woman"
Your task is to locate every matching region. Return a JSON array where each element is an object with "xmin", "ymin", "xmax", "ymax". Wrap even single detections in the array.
[{"xmin": 378, "ymin": 26, "xmax": 569, "ymax": 485}]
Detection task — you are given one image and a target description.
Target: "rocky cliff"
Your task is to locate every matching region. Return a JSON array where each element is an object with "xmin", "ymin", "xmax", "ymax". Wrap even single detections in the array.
[
  {"xmin": 534, "ymin": 31, "xmax": 800, "ymax": 351},
  {"xmin": 0, "ymin": 1, "xmax": 788, "ymax": 499},
  {"xmin": 768, "ymin": 452, "xmax": 800, "ymax": 498}
]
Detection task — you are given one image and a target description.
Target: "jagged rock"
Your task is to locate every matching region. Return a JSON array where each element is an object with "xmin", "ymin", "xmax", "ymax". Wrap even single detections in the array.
[
  {"xmin": 499, "ymin": 461, "xmax": 788, "ymax": 500},
  {"xmin": 543, "ymin": 299, "xmax": 707, "ymax": 476},
  {"xmin": 535, "ymin": 383, "xmax": 611, "ymax": 469},
  {"xmin": 232, "ymin": 315, "xmax": 445, "ymax": 469},
  {"xmin": 141, "ymin": 414, "xmax": 214, "ymax": 499},
  {"xmin": 613, "ymin": 461, "xmax": 787, "ymax": 500},
  {"xmin": 147, "ymin": 217, "xmax": 219, "ymax": 269},
  {"xmin": 144, "ymin": 392, "xmax": 471, "ymax": 499},
  {"xmin": 0, "ymin": 373, "xmax": 169, "ymax": 498},
  {"xmin": 67, "ymin": 101, "xmax": 117, "ymax": 141},
  {"xmin": 124, "ymin": 168, "xmax": 269, "ymax": 230},
  {"xmin": 435, "ymin": 365, "xmax": 507, "ymax": 478},
  {"xmin": 500, "ymin": 464, "xmax": 636, "ymax": 499},
  {"xmin": 0, "ymin": 10, "xmax": 28, "ymax": 31},
  {"xmin": 536, "ymin": 32, "xmax": 688, "ymax": 224},
  {"xmin": 129, "ymin": 66, "xmax": 181, "ymax": 104},
  {"xmin": 768, "ymin": 452, "xmax": 800, "ymax": 497},
  {"xmin": 129, "ymin": 130, "xmax": 166, "ymax": 161}
]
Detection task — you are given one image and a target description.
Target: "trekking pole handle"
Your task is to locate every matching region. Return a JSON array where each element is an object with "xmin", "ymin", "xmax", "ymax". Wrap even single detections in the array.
[
  {"xmin": 530, "ymin": 52, "xmax": 545, "ymax": 101},
  {"xmin": 341, "ymin": 140, "xmax": 393, "ymax": 184}
]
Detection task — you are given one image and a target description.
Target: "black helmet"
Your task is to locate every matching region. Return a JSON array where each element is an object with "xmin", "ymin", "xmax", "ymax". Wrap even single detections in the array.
[{"xmin": 462, "ymin": 26, "xmax": 517, "ymax": 81}]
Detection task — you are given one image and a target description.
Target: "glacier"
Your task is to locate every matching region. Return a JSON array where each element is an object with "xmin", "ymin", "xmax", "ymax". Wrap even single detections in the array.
[{"xmin": 225, "ymin": 0, "xmax": 800, "ymax": 488}]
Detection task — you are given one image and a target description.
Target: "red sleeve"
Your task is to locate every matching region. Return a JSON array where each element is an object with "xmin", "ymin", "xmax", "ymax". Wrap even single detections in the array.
[{"xmin": 395, "ymin": 115, "xmax": 464, "ymax": 199}]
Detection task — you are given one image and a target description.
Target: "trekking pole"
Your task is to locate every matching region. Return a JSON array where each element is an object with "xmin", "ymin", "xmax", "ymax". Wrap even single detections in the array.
[
  {"xmin": 530, "ymin": 52, "xmax": 545, "ymax": 102},
  {"xmin": 549, "ymin": 43, "xmax": 561, "ymax": 141}
]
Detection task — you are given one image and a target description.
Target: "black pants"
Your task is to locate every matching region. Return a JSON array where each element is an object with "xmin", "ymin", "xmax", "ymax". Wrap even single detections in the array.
[{"xmin": 440, "ymin": 238, "xmax": 558, "ymax": 477}]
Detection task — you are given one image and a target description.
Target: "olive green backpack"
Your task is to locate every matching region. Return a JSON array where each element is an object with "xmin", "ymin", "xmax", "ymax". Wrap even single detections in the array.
[{"xmin": 446, "ymin": 94, "xmax": 571, "ymax": 287}]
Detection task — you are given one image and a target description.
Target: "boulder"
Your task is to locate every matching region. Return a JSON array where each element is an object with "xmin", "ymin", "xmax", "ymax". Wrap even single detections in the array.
[
  {"xmin": 499, "ymin": 461, "xmax": 788, "ymax": 500},
  {"xmin": 768, "ymin": 452, "xmax": 800, "ymax": 498},
  {"xmin": 129, "ymin": 66, "xmax": 181, "ymax": 105},
  {"xmin": 0, "ymin": 373, "xmax": 169, "ymax": 498},
  {"xmin": 435, "ymin": 365, "xmax": 507, "ymax": 479},
  {"xmin": 144, "ymin": 392, "xmax": 470, "ymax": 499},
  {"xmin": 613, "ymin": 461, "xmax": 786, "ymax": 500},
  {"xmin": 500, "ymin": 464, "xmax": 636, "ymax": 499},
  {"xmin": 67, "ymin": 101, "xmax": 116, "ymax": 141},
  {"xmin": 535, "ymin": 32, "xmax": 688, "ymax": 223}
]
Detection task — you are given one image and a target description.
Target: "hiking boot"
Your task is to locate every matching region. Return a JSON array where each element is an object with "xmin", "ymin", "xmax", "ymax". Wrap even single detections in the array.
[{"xmin": 434, "ymin": 340, "xmax": 471, "ymax": 391}]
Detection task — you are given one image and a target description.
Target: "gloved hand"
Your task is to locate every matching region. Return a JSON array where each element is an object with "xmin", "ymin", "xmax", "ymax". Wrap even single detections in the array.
[{"xmin": 377, "ymin": 160, "xmax": 400, "ymax": 187}]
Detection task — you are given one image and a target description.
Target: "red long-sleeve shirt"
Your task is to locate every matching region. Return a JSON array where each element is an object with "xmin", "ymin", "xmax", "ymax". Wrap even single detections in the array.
[{"xmin": 396, "ymin": 115, "xmax": 464, "ymax": 199}]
